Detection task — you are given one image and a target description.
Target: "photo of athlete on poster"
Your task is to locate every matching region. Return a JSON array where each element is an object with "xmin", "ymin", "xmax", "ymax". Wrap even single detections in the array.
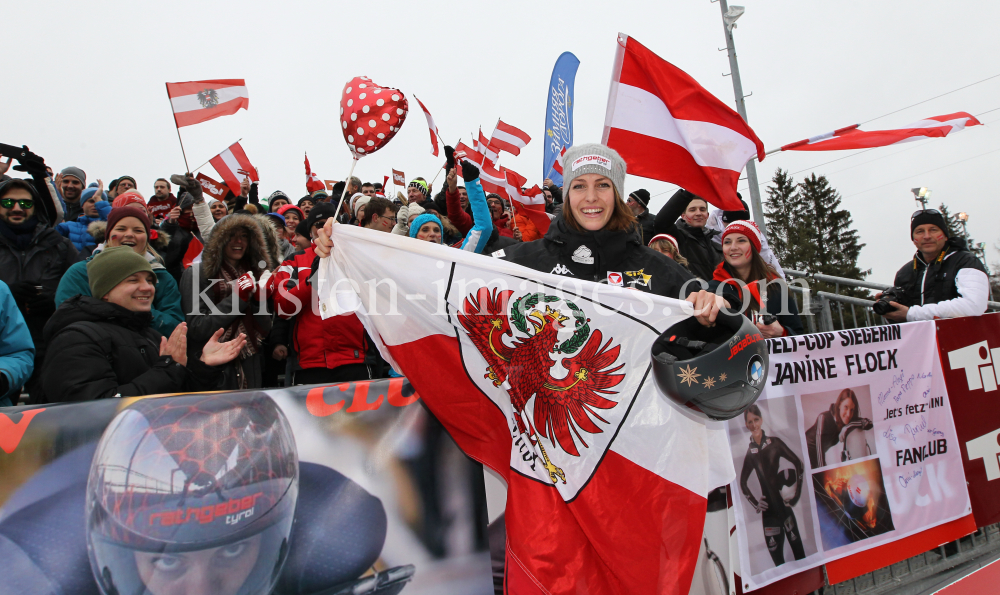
[
  {"xmin": 803, "ymin": 387, "xmax": 876, "ymax": 469},
  {"xmin": 740, "ymin": 404, "xmax": 805, "ymax": 567},
  {"xmin": 730, "ymin": 398, "xmax": 819, "ymax": 574},
  {"xmin": 813, "ymin": 459, "xmax": 895, "ymax": 550}
]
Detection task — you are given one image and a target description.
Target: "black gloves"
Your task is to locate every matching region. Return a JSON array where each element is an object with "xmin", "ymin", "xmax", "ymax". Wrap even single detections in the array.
[
  {"xmin": 169, "ymin": 173, "xmax": 204, "ymax": 203},
  {"xmin": 8, "ymin": 146, "xmax": 48, "ymax": 178},
  {"xmin": 461, "ymin": 160, "xmax": 480, "ymax": 182},
  {"xmin": 444, "ymin": 145, "xmax": 456, "ymax": 171}
]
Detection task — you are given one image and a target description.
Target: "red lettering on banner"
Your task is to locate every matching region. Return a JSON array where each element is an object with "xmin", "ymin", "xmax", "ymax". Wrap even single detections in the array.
[
  {"xmin": 346, "ymin": 381, "xmax": 383, "ymax": 412},
  {"xmin": 0, "ymin": 409, "xmax": 46, "ymax": 454},
  {"xmin": 306, "ymin": 386, "xmax": 345, "ymax": 417},
  {"xmin": 387, "ymin": 377, "xmax": 420, "ymax": 407}
]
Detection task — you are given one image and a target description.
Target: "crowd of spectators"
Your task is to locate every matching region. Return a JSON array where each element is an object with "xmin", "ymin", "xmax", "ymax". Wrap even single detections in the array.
[{"xmin": 0, "ymin": 141, "xmax": 990, "ymax": 407}]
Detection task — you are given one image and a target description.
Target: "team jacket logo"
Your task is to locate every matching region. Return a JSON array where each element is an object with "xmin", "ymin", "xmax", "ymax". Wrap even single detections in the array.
[
  {"xmin": 572, "ymin": 245, "xmax": 594, "ymax": 264},
  {"xmin": 458, "ymin": 288, "xmax": 624, "ymax": 485},
  {"xmin": 624, "ymin": 269, "xmax": 652, "ymax": 288},
  {"xmin": 550, "ymin": 263, "xmax": 573, "ymax": 276},
  {"xmin": 197, "ymin": 88, "xmax": 220, "ymax": 108},
  {"xmin": 607, "ymin": 272, "xmax": 623, "ymax": 286}
]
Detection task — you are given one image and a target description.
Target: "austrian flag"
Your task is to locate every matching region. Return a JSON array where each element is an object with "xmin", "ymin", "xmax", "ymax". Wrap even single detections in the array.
[
  {"xmin": 414, "ymin": 95, "xmax": 441, "ymax": 157},
  {"xmin": 602, "ymin": 34, "xmax": 764, "ymax": 210},
  {"xmin": 490, "ymin": 120, "xmax": 531, "ymax": 156},
  {"xmin": 166, "ymin": 79, "xmax": 249, "ymax": 128},
  {"xmin": 209, "ymin": 142, "xmax": 258, "ymax": 196},
  {"xmin": 779, "ymin": 112, "xmax": 982, "ymax": 152},
  {"xmin": 317, "ymin": 225, "xmax": 735, "ymax": 595}
]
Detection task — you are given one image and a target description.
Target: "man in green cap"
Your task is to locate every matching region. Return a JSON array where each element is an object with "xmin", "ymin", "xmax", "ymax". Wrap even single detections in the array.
[{"xmin": 38, "ymin": 246, "xmax": 246, "ymax": 403}]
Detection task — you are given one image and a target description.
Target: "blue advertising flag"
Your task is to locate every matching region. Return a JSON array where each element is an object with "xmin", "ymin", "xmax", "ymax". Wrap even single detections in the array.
[{"xmin": 543, "ymin": 52, "xmax": 580, "ymax": 186}]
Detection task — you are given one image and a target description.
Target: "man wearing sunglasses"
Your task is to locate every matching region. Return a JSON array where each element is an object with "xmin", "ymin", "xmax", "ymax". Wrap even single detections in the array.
[
  {"xmin": 0, "ymin": 178, "xmax": 80, "ymax": 402},
  {"xmin": 878, "ymin": 209, "xmax": 988, "ymax": 322},
  {"xmin": 626, "ymin": 188, "xmax": 655, "ymax": 246}
]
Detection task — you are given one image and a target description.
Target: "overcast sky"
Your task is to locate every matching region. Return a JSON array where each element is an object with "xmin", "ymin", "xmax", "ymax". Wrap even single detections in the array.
[{"xmin": 5, "ymin": 0, "xmax": 998, "ymax": 283}]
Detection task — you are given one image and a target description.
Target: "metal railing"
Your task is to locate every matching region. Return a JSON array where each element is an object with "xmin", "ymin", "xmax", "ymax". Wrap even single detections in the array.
[{"xmin": 783, "ymin": 269, "xmax": 1000, "ymax": 333}]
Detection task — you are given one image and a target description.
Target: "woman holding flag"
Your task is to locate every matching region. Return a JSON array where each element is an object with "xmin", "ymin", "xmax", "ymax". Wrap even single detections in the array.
[{"xmin": 314, "ymin": 143, "xmax": 728, "ymax": 322}]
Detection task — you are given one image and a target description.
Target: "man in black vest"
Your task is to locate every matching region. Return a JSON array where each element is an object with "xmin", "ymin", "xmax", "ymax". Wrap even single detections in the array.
[{"xmin": 880, "ymin": 209, "xmax": 988, "ymax": 322}]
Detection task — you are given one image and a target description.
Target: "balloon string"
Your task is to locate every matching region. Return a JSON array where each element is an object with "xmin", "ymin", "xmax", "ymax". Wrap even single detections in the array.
[{"xmin": 334, "ymin": 158, "xmax": 359, "ymax": 222}]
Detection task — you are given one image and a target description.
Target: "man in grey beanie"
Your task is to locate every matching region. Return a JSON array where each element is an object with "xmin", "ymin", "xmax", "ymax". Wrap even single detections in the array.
[{"xmin": 59, "ymin": 166, "xmax": 87, "ymax": 220}]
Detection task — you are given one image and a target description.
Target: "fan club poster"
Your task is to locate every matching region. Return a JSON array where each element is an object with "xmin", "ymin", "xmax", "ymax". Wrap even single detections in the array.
[{"xmin": 728, "ymin": 320, "xmax": 970, "ymax": 592}]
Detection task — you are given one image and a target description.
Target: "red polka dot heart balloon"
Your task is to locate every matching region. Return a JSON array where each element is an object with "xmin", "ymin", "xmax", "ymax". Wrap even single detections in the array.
[{"xmin": 340, "ymin": 76, "xmax": 408, "ymax": 158}]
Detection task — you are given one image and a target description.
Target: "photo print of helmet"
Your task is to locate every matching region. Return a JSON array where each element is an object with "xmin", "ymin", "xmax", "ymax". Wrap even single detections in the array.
[
  {"xmin": 651, "ymin": 312, "xmax": 768, "ymax": 420},
  {"xmin": 86, "ymin": 393, "xmax": 299, "ymax": 595}
]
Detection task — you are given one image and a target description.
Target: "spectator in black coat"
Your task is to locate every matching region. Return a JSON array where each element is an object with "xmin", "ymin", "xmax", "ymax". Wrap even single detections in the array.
[
  {"xmin": 653, "ymin": 189, "xmax": 722, "ymax": 280},
  {"xmin": 40, "ymin": 246, "xmax": 244, "ymax": 403},
  {"xmin": 626, "ymin": 188, "xmax": 655, "ymax": 246},
  {"xmin": 0, "ymin": 178, "xmax": 80, "ymax": 402}
]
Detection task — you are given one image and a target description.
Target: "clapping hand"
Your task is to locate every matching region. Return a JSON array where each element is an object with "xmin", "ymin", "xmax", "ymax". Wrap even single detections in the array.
[
  {"xmin": 200, "ymin": 328, "xmax": 247, "ymax": 366},
  {"xmin": 159, "ymin": 322, "xmax": 188, "ymax": 366}
]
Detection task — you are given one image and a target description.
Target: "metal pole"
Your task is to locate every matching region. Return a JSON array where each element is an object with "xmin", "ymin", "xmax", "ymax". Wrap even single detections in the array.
[
  {"xmin": 166, "ymin": 83, "xmax": 191, "ymax": 173},
  {"xmin": 718, "ymin": 0, "xmax": 767, "ymax": 238}
]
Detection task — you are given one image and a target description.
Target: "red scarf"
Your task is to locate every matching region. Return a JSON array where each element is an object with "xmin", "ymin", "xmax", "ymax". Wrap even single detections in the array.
[{"xmin": 712, "ymin": 262, "xmax": 778, "ymax": 311}]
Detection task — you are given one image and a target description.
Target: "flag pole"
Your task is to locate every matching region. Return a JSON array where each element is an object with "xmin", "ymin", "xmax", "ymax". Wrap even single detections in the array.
[
  {"xmin": 166, "ymin": 83, "xmax": 192, "ymax": 173},
  {"xmin": 428, "ymin": 136, "xmax": 460, "ymax": 187},
  {"xmin": 191, "ymin": 138, "xmax": 243, "ymax": 173}
]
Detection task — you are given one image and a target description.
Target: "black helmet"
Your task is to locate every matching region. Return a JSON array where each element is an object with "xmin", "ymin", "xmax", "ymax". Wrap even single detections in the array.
[
  {"xmin": 651, "ymin": 313, "xmax": 768, "ymax": 420},
  {"xmin": 86, "ymin": 393, "xmax": 299, "ymax": 595}
]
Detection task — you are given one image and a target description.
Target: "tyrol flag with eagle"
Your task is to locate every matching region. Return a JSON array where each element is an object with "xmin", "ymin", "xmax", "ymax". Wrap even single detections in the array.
[{"xmin": 316, "ymin": 224, "xmax": 737, "ymax": 595}]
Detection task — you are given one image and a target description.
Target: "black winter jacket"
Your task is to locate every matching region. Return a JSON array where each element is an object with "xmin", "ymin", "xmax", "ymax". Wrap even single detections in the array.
[
  {"xmin": 653, "ymin": 190, "xmax": 722, "ymax": 280},
  {"xmin": 0, "ymin": 215, "xmax": 80, "ymax": 355},
  {"xmin": 494, "ymin": 216, "xmax": 699, "ymax": 300},
  {"xmin": 635, "ymin": 209, "xmax": 655, "ymax": 247},
  {"xmin": 483, "ymin": 226, "xmax": 517, "ymax": 256},
  {"xmin": 892, "ymin": 236, "xmax": 988, "ymax": 317},
  {"xmin": 39, "ymin": 296, "xmax": 221, "ymax": 403}
]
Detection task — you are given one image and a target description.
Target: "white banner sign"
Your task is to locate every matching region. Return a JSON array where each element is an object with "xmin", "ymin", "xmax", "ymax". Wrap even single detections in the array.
[{"xmin": 729, "ymin": 321, "xmax": 970, "ymax": 591}]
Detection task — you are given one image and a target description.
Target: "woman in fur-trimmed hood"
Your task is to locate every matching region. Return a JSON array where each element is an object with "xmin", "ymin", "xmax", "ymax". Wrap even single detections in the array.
[{"xmin": 180, "ymin": 214, "xmax": 275, "ymax": 389}]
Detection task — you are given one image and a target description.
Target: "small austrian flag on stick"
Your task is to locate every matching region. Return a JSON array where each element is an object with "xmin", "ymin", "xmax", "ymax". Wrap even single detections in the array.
[
  {"xmin": 489, "ymin": 120, "xmax": 531, "ymax": 156},
  {"xmin": 166, "ymin": 79, "xmax": 249, "ymax": 128}
]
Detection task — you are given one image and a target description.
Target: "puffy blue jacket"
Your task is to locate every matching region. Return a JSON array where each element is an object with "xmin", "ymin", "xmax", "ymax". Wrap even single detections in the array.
[
  {"xmin": 458, "ymin": 176, "xmax": 493, "ymax": 254},
  {"xmin": 0, "ymin": 280, "xmax": 35, "ymax": 405},
  {"xmin": 56, "ymin": 199, "xmax": 111, "ymax": 253}
]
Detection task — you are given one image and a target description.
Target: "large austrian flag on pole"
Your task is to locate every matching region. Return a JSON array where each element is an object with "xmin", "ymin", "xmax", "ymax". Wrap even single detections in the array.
[
  {"xmin": 316, "ymin": 225, "xmax": 735, "ymax": 595},
  {"xmin": 779, "ymin": 112, "xmax": 982, "ymax": 152},
  {"xmin": 602, "ymin": 34, "xmax": 764, "ymax": 210},
  {"xmin": 166, "ymin": 79, "xmax": 249, "ymax": 128}
]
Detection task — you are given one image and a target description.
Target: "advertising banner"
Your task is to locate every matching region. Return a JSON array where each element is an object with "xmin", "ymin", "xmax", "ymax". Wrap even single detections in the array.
[
  {"xmin": 542, "ymin": 51, "xmax": 579, "ymax": 186},
  {"xmin": 729, "ymin": 321, "xmax": 971, "ymax": 591},
  {"xmin": 935, "ymin": 312, "xmax": 1000, "ymax": 526},
  {"xmin": 0, "ymin": 379, "xmax": 494, "ymax": 595}
]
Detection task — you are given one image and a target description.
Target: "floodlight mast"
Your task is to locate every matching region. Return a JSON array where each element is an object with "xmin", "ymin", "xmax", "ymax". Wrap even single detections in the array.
[
  {"xmin": 910, "ymin": 187, "xmax": 931, "ymax": 209},
  {"xmin": 717, "ymin": 0, "xmax": 766, "ymax": 237}
]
